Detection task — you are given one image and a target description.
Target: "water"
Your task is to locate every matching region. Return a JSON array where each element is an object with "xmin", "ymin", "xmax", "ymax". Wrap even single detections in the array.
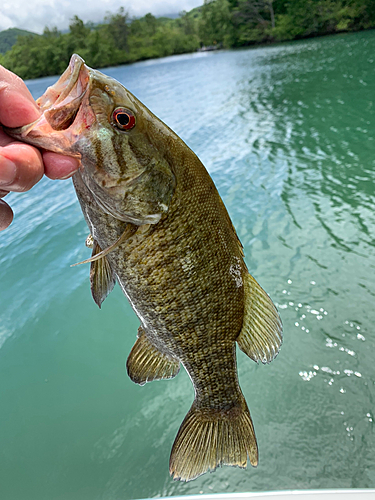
[{"xmin": 1, "ymin": 30, "xmax": 375, "ymax": 499}]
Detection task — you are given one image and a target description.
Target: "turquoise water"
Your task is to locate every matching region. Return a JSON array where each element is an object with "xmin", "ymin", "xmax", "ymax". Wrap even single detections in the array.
[{"xmin": 1, "ymin": 30, "xmax": 375, "ymax": 499}]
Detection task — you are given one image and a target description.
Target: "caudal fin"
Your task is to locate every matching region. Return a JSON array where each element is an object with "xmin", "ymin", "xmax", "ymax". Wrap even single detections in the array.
[{"xmin": 169, "ymin": 398, "xmax": 258, "ymax": 482}]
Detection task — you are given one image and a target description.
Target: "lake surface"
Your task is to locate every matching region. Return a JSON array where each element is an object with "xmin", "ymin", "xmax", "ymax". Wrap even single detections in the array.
[{"xmin": 1, "ymin": 30, "xmax": 375, "ymax": 500}]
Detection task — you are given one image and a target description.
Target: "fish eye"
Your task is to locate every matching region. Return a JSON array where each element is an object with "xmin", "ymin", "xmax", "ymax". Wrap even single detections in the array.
[{"xmin": 112, "ymin": 107, "xmax": 136, "ymax": 131}]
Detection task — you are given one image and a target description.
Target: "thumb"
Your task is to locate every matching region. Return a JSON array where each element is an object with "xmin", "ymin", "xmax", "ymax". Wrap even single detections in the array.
[{"xmin": 0, "ymin": 197, "xmax": 13, "ymax": 231}]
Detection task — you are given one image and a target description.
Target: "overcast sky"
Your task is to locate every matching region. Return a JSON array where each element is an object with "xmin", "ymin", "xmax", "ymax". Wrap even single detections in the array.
[{"xmin": 0, "ymin": 0, "xmax": 203, "ymax": 34}]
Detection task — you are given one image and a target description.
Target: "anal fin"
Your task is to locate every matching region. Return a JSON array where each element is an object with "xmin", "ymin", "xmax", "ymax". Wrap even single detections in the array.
[
  {"xmin": 127, "ymin": 327, "xmax": 180, "ymax": 386},
  {"xmin": 90, "ymin": 240, "xmax": 116, "ymax": 308},
  {"xmin": 237, "ymin": 273, "xmax": 283, "ymax": 364}
]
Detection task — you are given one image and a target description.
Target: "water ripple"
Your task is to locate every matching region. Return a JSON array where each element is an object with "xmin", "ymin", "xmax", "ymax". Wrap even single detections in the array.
[{"xmin": 1, "ymin": 30, "xmax": 375, "ymax": 500}]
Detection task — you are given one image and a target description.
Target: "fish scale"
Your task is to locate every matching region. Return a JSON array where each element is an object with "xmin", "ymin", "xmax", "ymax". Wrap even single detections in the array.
[{"xmin": 6, "ymin": 53, "xmax": 283, "ymax": 482}]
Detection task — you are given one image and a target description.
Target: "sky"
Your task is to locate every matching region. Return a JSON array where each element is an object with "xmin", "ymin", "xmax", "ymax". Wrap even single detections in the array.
[{"xmin": 0, "ymin": 0, "xmax": 203, "ymax": 34}]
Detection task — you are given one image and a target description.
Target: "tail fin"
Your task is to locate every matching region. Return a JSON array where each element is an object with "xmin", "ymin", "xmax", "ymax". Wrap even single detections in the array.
[{"xmin": 169, "ymin": 398, "xmax": 258, "ymax": 482}]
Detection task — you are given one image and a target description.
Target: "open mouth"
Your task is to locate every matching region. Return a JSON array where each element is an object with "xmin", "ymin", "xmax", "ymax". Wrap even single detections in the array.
[
  {"xmin": 37, "ymin": 54, "xmax": 90, "ymax": 131},
  {"xmin": 4, "ymin": 54, "xmax": 93, "ymax": 154}
]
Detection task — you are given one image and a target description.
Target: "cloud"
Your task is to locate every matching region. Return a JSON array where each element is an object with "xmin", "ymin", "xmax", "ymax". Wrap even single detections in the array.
[{"xmin": 0, "ymin": 0, "xmax": 202, "ymax": 34}]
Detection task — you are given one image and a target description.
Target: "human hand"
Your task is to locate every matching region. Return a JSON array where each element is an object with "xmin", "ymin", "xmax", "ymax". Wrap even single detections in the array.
[{"xmin": 0, "ymin": 66, "xmax": 80, "ymax": 231}]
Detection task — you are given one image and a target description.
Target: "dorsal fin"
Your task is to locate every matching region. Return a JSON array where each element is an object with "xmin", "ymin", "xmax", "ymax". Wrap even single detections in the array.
[
  {"xmin": 237, "ymin": 273, "xmax": 283, "ymax": 364},
  {"xmin": 127, "ymin": 327, "xmax": 180, "ymax": 386},
  {"xmin": 90, "ymin": 240, "xmax": 116, "ymax": 308}
]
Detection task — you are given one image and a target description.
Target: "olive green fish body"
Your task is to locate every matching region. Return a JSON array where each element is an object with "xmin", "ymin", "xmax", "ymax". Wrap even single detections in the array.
[
  {"xmin": 74, "ymin": 146, "xmax": 246, "ymax": 394},
  {"xmin": 7, "ymin": 55, "xmax": 283, "ymax": 482}
]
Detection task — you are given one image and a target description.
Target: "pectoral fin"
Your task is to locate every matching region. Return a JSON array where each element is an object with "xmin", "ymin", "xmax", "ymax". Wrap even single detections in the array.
[
  {"xmin": 127, "ymin": 327, "xmax": 180, "ymax": 386},
  {"xmin": 237, "ymin": 273, "xmax": 283, "ymax": 364},
  {"xmin": 90, "ymin": 240, "xmax": 116, "ymax": 308},
  {"xmin": 71, "ymin": 224, "xmax": 137, "ymax": 267}
]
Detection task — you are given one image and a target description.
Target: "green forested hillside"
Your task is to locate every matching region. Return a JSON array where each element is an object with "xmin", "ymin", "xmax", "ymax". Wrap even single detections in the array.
[
  {"xmin": 0, "ymin": 27, "xmax": 39, "ymax": 54},
  {"xmin": 1, "ymin": 1, "xmax": 375, "ymax": 79}
]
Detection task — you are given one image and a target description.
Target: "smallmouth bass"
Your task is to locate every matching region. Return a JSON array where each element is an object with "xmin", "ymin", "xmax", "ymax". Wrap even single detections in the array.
[{"xmin": 7, "ymin": 55, "xmax": 283, "ymax": 481}]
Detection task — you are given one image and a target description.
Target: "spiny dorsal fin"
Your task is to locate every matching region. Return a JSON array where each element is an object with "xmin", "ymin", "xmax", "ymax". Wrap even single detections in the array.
[
  {"xmin": 170, "ymin": 396, "xmax": 258, "ymax": 482},
  {"xmin": 90, "ymin": 240, "xmax": 116, "ymax": 308},
  {"xmin": 127, "ymin": 327, "xmax": 180, "ymax": 386},
  {"xmin": 237, "ymin": 273, "xmax": 283, "ymax": 364}
]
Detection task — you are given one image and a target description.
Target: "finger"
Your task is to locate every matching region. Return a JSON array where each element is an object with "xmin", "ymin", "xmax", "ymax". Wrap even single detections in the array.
[
  {"xmin": 0, "ymin": 143, "xmax": 44, "ymax": 192},
  {"xmin": 0, "ymin": 66, "xmax": 41, "ymax": 127},
  {"xmin": 0, "ymin": 127, "xmax": 14, "ymax": 147},
  {"xmin": 0, "ymin": 198, "xmax": 13, "ymax": 231},
  {"xmin": 43, "ymin": 151, "xmax": 80, "ymax": 180},
  {"xmin": 1, "ymin": 130, "xmax": 80, "ymax": 182}
]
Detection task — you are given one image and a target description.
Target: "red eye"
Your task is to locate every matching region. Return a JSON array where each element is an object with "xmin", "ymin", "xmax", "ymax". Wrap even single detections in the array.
[{"xmin": 112, "ymin": 108, "xmax": 136, "ymax": 130}]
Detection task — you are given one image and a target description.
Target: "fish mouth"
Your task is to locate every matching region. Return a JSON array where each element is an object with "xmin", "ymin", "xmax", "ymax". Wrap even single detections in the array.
[
  {"xmin": 5, "ymin": 54, "xmax": 93, "ymax": 155},
  {"xmin": 37, "ymin": 54, "xmax": 90, "ymax": 131}
]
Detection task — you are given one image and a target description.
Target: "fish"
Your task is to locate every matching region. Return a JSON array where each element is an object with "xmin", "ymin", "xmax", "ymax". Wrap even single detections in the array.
[{"xmin": 6, "ymin": 54, "xmax": 283, "ymax": 482}]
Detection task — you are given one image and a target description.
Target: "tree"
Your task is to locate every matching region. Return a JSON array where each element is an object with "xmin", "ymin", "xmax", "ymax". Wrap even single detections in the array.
[
  {"xmin": 68, "ymin": 15, "xmax": 90, "ymax": 51},
  {"xmin": 199, "ymin": 0, "xmax": 233, "ymax": 46},
  {"xmin": 230, "ymin": 0, "xmax": 273, "ymax": 44},
  {"xmin": 4, "ymin": 1, "xmax": 375, "ymax": 80},
  {"xmin": 144, "ymin": 13, "xmax": 158, "ymax": 36},
  {"xmin": 105, "ymin": 7, "xmax": 129, "ymax": 51}
]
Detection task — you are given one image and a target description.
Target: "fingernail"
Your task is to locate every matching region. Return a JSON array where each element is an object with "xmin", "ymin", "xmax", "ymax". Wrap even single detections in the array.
[
  {"xmin": 0, "ymin": 157, "xmax": 17, "ymax": 186},
  {"xmin": 59, "ymin": 171, "xmax": 76, "ymax": 180}
]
